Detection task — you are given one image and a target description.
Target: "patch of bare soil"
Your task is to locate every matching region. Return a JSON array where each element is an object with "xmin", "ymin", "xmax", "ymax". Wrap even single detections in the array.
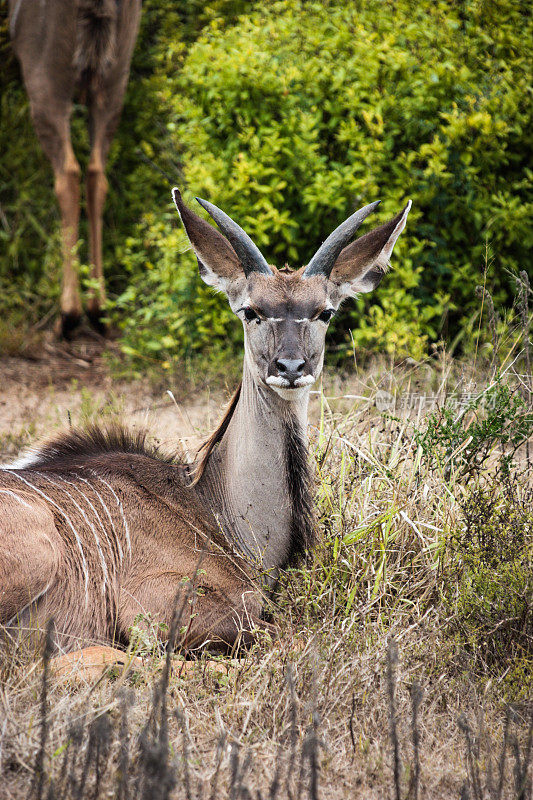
[{"xmin": 0, "ymin": 337, "xmax": 229, "ymax": 465}]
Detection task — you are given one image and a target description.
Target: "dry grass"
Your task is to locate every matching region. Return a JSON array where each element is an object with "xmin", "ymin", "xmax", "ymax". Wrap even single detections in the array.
[{"xmin": 1, "ymin": 351, "xmax": 532, "ymax": 799}]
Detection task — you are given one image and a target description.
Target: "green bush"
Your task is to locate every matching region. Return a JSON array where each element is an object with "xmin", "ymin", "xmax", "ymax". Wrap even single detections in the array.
[
  {"xmin": 443, "ymin": 485, "xmax": 532, "ymax": 693},
  {"xmin": 1, "ymin": 1, "xmax": 531, "ymax": 362},
  {"xmin": 414, "ymin": 377, "xmax": 533, "ymax": 482},
  {"xmin": 117, "ymin": 0, "xmax": 531, "ymax": 363}
]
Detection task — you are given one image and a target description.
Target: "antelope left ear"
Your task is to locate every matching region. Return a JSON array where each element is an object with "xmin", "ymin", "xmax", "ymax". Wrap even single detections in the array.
[
  {"xmin": 329, "ymin": 201, "xmax": 411, "ymax": 297},
  {"xmin": 172, "ymin": 187, "xmax": 243, "ymax": 291}
]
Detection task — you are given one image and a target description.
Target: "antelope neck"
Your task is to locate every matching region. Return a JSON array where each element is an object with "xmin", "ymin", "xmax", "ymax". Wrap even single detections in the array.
[{"xmin": 195, "ymin": 361, "xmax": 311, "ymax": 579}]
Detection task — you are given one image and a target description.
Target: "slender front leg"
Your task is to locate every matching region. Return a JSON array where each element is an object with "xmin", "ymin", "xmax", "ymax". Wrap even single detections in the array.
[
  {"xmin": 55, "ymin": 141, "xmax": 82, "ymax": 337},
  {"xmin": 10, "ymin": 0, "xmax": 82, "ymax": 338},
  {"xmin": 30, "ymin": 101, "xmax": 82, "ymax": 338},
  {"xmin": 86, "ymin": 138, "xmax": 109, "ymax": 332},
  {"xmin": 85, "ymin": 0, "xmax": 141, "ymax": 333}
]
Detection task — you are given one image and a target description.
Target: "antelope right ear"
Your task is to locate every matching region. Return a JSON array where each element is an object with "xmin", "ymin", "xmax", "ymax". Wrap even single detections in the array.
[
  {"xmin": 172, "ymin": 188, "xmax": 242, "ymax": 291},
  {"xmin": 329, "ymin": 201, "xmax": 411, "ymax": 299}
]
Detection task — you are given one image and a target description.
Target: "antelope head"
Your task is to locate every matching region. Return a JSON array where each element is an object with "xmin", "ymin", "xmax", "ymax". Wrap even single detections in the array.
[{"xmin": 173, "ymin": 189, "xmax": 411, "ymax": 400}]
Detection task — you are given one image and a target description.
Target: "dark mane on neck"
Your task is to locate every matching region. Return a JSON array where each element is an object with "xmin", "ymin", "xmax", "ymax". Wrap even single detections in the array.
[
  {"xmin": 283, "ymin": 414, "xmax": 314, "ymax": 567},
  {"xmin": 192, "ymin": 382, "xmax": 242, "ymax": 484},
  {"xmin": 23, "ymin": 425, "xmax": 177, "ymax": 470}
]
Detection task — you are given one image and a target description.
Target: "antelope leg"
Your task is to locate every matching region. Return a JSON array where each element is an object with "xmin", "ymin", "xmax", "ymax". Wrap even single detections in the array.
[
  {"xmin": 85, "ymin": 0, "xmax": 141, "ymax": 333},
  {"xmin": 30, "ymin": 99, "xmax": 82, "ymax": 337},
  {"xmin": 10, "ymin": 0, "xmax": 82, "ymax": 337},
  {"xmin": 51, "ymin": 645, "xmax": 144, "ymax": 684}
]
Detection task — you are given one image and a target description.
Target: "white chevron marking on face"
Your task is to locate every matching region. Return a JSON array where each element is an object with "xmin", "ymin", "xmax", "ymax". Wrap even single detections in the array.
[{"xmin": 294, "ymin": 375, "xmax": 315, "ymax": 387}]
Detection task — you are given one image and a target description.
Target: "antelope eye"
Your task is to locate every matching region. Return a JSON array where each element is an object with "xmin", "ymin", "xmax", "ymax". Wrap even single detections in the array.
[
  {"xmin": 243, "ymin": 307, "xmax": 260, "ymax": 323},
  {"xmin": 317, "ymin": 309, "xmax": 334, "ymax": 323}
]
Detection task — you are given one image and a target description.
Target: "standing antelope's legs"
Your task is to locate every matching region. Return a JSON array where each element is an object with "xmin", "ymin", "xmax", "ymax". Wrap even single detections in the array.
[
  {"xmin": 10, "ymin": 0, "xmax": 142, "ymax": 337},
  {"xmin": 86, "ymin": 83, "xmax": 119, "ymax": 332},
  {"xmin": 9, "ymin": 0, "xmax": 84, "ymax": 338},
  {"xmin": 30, "ymin": 101, "xmax": 83, "ymax": 338},
  {"xmin": 85, "ymin": 1, "xmax": 141, "ymax": 334},
  {"xmin": 86, "ymin": 127, "xmax": 109, "ymax": 333},
  {"xmin": 85, "ymin": 95, "xmax": 129, "ymax": 333},
  {"xmin": 55, "ymin": 140, "xmax": 82, "ymax": 337}
]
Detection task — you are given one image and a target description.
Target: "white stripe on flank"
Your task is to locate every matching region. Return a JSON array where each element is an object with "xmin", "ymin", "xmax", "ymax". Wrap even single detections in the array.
[
  {"xmin": 36, "ymin": 473, "xmax": 109, "ymax": 596},
  {"xmin": 93, "ymin": 473, "xmax": 131, "ymax": 557},
  {"xmin": 62, "ymin": 474, "xmax": 118, "ymax": 566},
  {"xmin": 0, "ymin": 489, "xmax": 32, "ymax": 509},
  {"xmin": 76, "ymin": 475, "xmax": 124, "ymax": 563},
  {"xmin": 8, "ymin": 472, "xmax": 90, "ymax": 605},
  {"xmin": 5, "ymin": 579, "xmax": 54, "ymax": 629}
]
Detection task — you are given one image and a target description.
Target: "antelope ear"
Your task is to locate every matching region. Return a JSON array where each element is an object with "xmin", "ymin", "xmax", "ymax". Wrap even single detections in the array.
[
  {"xmin": 172, "ymin": 188, "xmax": 242, "ymax": 291},
  {"xmin": 329, "ymin": 201, "xmax": 411, "ymax": 297}
]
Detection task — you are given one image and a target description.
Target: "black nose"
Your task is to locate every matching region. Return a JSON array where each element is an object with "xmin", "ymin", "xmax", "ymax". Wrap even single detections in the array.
[{"xmin": 275, "ymin": 358, "xmax": 306, "ymax": 385}]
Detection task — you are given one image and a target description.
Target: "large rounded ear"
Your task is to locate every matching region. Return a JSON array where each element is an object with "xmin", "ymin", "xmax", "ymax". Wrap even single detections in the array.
[
  {"xmin": 172, "ymin": 188, "xmax": 242, "ymax": 292},
  {"xmin": 329, "ymin": 201, "xmax": 411, "ymax": 298}
]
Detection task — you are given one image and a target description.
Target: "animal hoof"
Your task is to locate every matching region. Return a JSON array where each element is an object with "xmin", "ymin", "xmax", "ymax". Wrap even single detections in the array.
[
  {"xmin": 58, "ymin": 312, "xmax": 83, "ymax": 340},
  {"xmin": 86, "ymin": 309, "xmax": 108, "ymax": 337}
]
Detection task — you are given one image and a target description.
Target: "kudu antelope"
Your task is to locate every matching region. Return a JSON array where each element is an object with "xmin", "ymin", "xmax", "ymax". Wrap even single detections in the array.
[
  {"xmin": 9, "ymin": 0, "xmax": 142, "ymax": 336},
  {"xmin": 0, "ymin": 189, "xmax": 411, "ymax": 660}
]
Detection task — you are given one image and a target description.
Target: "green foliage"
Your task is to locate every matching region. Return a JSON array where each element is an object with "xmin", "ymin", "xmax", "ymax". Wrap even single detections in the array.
[
  {"xmin": 128, "ymin": 611, "xmax": 168, "ymax": 657},
  {"xmin": 114, "ymin": 209, "xmax": 241, "ymax": 370},
  {"xmin": 414, "ymin": 377, "xmax": 533, "ymax": 481},
  {"xmin": 1, "ymin": 0, "xmax": 531, "ymax": 362},
  {"xmin": 117, "ymin": 0, "xmax": 532, "ymax": 363},
  {"xmin": 443, "ymin": 485, "xmax": 533, "ymax": 693}
]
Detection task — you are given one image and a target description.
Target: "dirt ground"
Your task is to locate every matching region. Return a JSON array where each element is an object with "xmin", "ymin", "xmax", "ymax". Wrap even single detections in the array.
[{"xmin": 0, "ymin": 336, "xmax": 232, "ymax": 466}]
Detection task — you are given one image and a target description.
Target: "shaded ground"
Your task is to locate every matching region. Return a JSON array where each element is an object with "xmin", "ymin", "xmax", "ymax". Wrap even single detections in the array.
[{"xmin": 0, "ymin": 337, "xmax": 227, "ymax": 464}]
